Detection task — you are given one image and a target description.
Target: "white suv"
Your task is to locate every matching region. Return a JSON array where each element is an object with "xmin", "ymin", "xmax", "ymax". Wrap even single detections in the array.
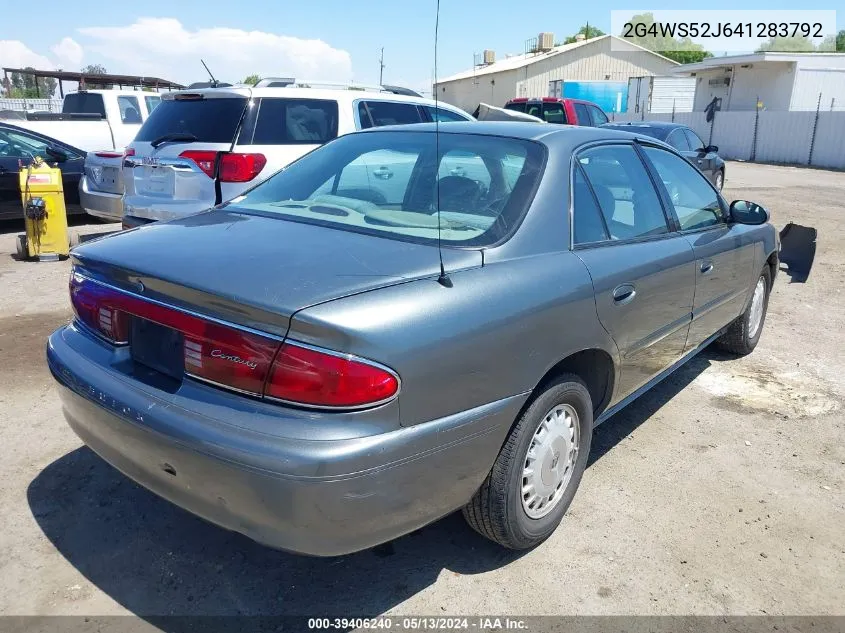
[{"xmin": 121, "ymin": 83, "xmax": 472, "ymax": 227}]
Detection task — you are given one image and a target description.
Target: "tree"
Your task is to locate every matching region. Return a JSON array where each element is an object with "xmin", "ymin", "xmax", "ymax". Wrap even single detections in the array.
[
  {"xmin": 562, "ymin": 24, "xmax": 605, "ymax": 45},
  {"xmin": 242, "ymin": 74, "xmax": 260, "ymax": 86},
  {"xmin": 756, "ymin": 36, "xmax": 815, "ymax": 52},
  {"xmin": 6, "ymin": 67, "xmax": 57, "ymax": 98},
  {"xmin": 80, "ymin": 64, "xmax": 110, "ymax": 89},
  {"xmin": 835, "ymin": 29, "xmax": 844, "ymax": 52},
  {"xmin": 621, "ymin": 12, "xmax": 712, "ymax": 64}
]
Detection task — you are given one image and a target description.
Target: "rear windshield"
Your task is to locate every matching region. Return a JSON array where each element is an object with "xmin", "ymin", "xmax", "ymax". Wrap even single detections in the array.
[
  {"xmin": 228, "ymin": 131, "xmax": 545, "ymax": 247},
  {"xmin": 504, "ymin": 102, "xmax": 526, "ymax": 113},
  {"xmin": 242, "ymin": 98, "xmax": 339, "ymax": 145},
  {"xmin": 62, "ymin": 93, "xmax": 106, "ymax": 117},
  {"xmin": 134, "ymin": 97, "xmax": 248, "ymax": 143}
]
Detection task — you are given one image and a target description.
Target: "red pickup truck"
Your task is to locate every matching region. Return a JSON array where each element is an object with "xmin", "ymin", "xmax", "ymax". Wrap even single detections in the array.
[{"xmin": 504, "ymin": 97, "xmax": 609, "ymax": 127}]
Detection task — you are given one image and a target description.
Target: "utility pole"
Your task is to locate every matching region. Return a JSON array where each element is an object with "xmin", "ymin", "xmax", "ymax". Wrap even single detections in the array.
[{"xmin": 379, "ymin": 48, "xmax": 385, "ymax": 86}]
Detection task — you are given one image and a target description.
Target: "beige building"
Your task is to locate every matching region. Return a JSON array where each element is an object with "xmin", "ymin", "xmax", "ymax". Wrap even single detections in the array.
[{"xmin": 434, "ymin": 34, "xmax": 678, "ymax": 113}]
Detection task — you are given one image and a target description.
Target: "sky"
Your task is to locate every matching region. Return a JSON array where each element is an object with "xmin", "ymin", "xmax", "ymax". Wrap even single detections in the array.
[{"xmin": 0, "ymin": 0, "xmax": 841, "ymax": 96}]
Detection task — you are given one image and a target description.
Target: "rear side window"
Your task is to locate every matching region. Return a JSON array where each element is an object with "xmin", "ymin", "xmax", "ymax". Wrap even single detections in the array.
[
  {"xmin": 573, "ymin": 103, "xmax": 591, "ymax": 126},
  {"xmin": 504, "ymin": 102, "xmax": 526, "ymax": 113},
  {"xmin": 248, "ymin": 98, "xmax": 338, "ymax": 144},
  {"xmin": 117, "ymin": 96, "xmax": 142, "ymax": 123},
  {"xmin": 62, "ymin": 93, "xmax": 106, "ymax": 117},
  {"xmin": 425, "ymin": 106, "xmax": 469, "ymax": 122},
  {"xmin": 572, "ymin": 165, "xmax": 609, "ymax": 244},
  {"xmin": 577, "ymin": 145, "xmax": 669, "ymax": 240},
  {"xmin": 542, "ymin": 102, "xmax": 567, "ymax": 124},
  {"xmin": 135, "ymin": 97, "xmax": 248, "ymax": 143},
  {"xmin": 358, "ymin": 101, "xmax": 424, "ymax": 129}
]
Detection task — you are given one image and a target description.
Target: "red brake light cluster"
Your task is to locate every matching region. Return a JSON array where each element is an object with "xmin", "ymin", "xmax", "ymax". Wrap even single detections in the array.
[
  {"xmin": 69, "ymin": 273, "xmax": 399, "ymax": 409},
  {"xmin": 178, "ymin": 150, "xmax": 266, "ymax": 182}
]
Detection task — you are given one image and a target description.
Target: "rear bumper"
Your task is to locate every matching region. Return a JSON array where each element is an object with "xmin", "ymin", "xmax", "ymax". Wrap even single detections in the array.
[
  {"xmin": 123, "ymin": 195, "xmax": 214, "ymax": 223},
  {"xmin": 79, "ymin": 176, "xmax": 123, "ymax": 221},
  {"xmin": 46, "ymin": 325, "xmax": 521, "ymax": 556}
]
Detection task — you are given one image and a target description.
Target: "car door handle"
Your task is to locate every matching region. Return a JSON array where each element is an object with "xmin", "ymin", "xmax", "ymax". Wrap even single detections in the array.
[
  {"xmin": 700, "ymin": 261, "xmax": 714, "ymax": 274},
  {"xmin": 372, "ymin": 166, "xmax": 393, "ymax": 180},
  {"xmin": 612, "ymin": 283, "xmax": 636, "ymax": 305},
  {"xmin": 0, "ymin": 166, "xmax": 7, "ymax": 175}
]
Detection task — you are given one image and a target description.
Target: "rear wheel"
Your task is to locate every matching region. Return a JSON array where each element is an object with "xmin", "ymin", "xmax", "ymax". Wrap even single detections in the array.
[
  {"xmin": 717, "ymin": 266, "xmax": 771, "ymax": 355},
  {"xmin": 463, "ymin": 374, "xmax": 592, "ymax": 549}
]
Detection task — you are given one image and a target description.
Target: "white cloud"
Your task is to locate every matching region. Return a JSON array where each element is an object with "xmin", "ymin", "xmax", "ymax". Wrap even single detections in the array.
[
  {"xmin": 51, "ymin": 37, "xmax": 84, "ymax": 69},
  {"xmin": 0, "ymin": 40, "xmax": 55, "ymax": 70},
  {"xmin": 77, "ymin": 18, "xmax": 352, "ymax": 85}
]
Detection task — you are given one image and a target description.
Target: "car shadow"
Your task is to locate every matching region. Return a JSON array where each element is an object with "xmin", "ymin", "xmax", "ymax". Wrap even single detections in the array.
[
  {"xmin": 778, "ymin": 223, "xmax": 817, "ymax": 283},
  {"xmin": 28, "ymin": 349, "xmax": 715, "ymax": 621}
]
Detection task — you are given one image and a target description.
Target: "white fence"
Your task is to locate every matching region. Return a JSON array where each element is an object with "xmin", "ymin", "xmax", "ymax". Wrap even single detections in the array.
[
  {"xmin": 610, "ymin": 109, "xmax": 845, "ymax": 170},
  {"xmin": 0, "ymin": 98, "xmax": 64, "ymax": 112}
]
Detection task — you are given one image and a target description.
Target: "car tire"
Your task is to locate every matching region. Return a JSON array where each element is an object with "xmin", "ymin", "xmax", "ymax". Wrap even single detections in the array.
[
  {"xmin": 15, "ymin": 234, "xmax": 26, "ymax": 259},
  {"xmin": 714, "ymin": 169, "xmax": 725, "ymax": 191},
  {"xmin": 462, "ymin": 374, "xmax": 593, "ymax": 550},
  {"xmin": 717, "ymin": 266, "xmax": 771, "ymax": 355}
]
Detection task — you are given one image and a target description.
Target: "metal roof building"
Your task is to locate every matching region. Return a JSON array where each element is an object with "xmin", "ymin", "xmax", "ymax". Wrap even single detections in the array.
[{"xmin": 434, "ymin": 34, "xmax": 678, "ymax": 113}]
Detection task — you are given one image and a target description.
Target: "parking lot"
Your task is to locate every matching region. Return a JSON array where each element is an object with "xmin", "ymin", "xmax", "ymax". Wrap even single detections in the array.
[{"xmin": 0, "ymin": 160, "xmax": 842, "ymax": 619}]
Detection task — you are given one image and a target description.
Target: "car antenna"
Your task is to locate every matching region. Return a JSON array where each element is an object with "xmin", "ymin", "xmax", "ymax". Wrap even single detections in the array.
[
  {"xmin": 433, "ymin": 0, "xmax": 452, "ymax": 288},
  {"xmin": 201, "ymin": 59, "xmax": 220, "ymax": 88}
]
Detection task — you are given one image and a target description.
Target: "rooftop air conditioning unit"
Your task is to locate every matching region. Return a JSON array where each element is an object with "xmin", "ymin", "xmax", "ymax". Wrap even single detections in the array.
[
  {"xmin": 483, "ymin": 50, "xmax": 496, "ymax": 65},
  {"xmin": 538, "ymin": 32, "xmax": 555, "ymax": 51}
]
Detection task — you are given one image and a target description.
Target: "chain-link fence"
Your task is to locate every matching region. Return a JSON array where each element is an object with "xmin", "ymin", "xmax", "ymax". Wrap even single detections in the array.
[{"xmin": 610, "ymin": 93, "xmax": 845, "ymax": 169}]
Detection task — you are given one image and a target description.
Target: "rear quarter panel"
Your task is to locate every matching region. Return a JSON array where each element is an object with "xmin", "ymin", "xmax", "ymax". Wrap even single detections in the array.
[{"xmin": 290, "ymin": 251, "xmax": 619, "ymax": 427}]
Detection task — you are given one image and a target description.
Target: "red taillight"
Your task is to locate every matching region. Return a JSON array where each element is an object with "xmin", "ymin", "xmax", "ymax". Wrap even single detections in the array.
[
  {"xmin": 177, "ymin": 151, "xmax": 265, "ymax": 182},
  {"xmin": 69, "ymin": 273, "xmax": 399, "ymax": 409},
  {"xmin": 265, "ymin": 344, "xmax": 399, "ymax": 408},
  {"xmin": 219, "ymin": 153, "xmax": 266, "ymax": 182},
  {"xmin": 122, "ymin": 147, "xmax": 136, "ymax": 167},
  {"xmin": 179, "ymin": 150, "xmax": 217, "ymax": 178},
  {"xmin": 94, "ymin": 151, "xmax": 123, "ymax": 158}
]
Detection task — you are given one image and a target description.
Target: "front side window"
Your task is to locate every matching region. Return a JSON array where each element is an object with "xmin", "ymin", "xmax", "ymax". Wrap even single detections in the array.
[
  {"xmin": 0, "ymin": 128, "xmax": 49, "ymax": 159},
  {"xmin": 230, "ymin": 131, "xmax": 545, "ymax": 247},
  {"xmin": 684, "ymin": 128, "xmax": 705, "ymax": 152},
  {"xmin": 666, "ymin": 129, "xmax": 690, "ymax": 151},
  {"xmin": 589, "ymin": 106, "xmax": 609, "ymax": 126},
  {"xmin": 577, "ymin": 144, "xmax": 669, "ymax": 240},
  {"xmin": 358, "ymin": 101, "xmax": 424, "ymax": 129},
  {"xmin": 426, "ymin": 106, "xmax": 469, "ymax": 122},
  {"xmin": 249, "ymin": 98, "xmax": 338, "ymax": 144},
  {"xmin": 117, "ymin": 96, "xmax": 142, "ymax": 123},
  {"xmin": 642, "ymin": 146, "xmax": 724, "ymax": 231}
]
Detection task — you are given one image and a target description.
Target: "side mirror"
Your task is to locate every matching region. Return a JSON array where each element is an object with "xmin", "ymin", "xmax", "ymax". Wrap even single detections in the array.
[
  {"xmin": 730, "ymin": 200, "xmax": 769, "ymax": 225},
  {"xmin": 704, "ymin": 145, "xmax": 719, "ymax": 153},
  {"xmin": 45, "ymin": 145, "xmax": 68, "ymax": 162}
]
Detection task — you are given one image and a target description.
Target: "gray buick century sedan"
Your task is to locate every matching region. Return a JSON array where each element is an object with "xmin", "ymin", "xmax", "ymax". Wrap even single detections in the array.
[{"xmin": 47, "ymin": 122, "xmax": 778, "ymax": 555}]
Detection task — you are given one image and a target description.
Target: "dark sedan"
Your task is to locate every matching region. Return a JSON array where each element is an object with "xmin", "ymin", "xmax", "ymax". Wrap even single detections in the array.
[
  {"xmin": 0, "ymin": 123, "xmax": 85, "ymax": 221},
  {"xmin": 47, "ymin": 123, "xmax": 777, "ymax": 555},
  {"xmin": 603, "ymin": 121, "xmax": 726, "ymax": 191}
]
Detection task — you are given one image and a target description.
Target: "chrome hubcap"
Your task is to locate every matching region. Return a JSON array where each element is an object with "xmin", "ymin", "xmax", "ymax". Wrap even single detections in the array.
[
  {"xmin": 716, "ymin": 172, "xmax": 723, "ymax": 189},
  {"xmin": 521, "ymin": 404, "xmax": 580, "ymax": 519},
  {"xmin": 748, "ymin": 276, "xmax": 766, "ymax": 339}
]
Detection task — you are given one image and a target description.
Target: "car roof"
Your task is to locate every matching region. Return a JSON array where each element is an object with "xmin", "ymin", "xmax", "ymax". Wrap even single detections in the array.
[
  {"xmin": 602, "ymin": 121, "xmax": 689, "ymax": 139},
  {"xmin": 162, "ymin": 86, "xmax": 469, "ymax": 114},
  {"xmin": 506, "ymin": 97, "xmax": 598, "ymax": 105},
  {"xmin": 361, "ymin": 120, "xmax": 663, "ymax": 146}
]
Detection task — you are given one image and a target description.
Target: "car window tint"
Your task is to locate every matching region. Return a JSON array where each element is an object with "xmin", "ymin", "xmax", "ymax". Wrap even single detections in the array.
[
  {"xmin": 359, "ymin": 101, "xmax": 423, "ymax": 128},
  {"xmin": 526, "ymin": 103, "xmax": 542, "ymax": 119},
  {"xmin": 642, "ymin": 146, "xmax": 724, "ymax": 231},
  {"xmin": 136, "ymin": 97, "xmax": 248, "ymax": 143},
  {"xmin": 572, "ymin": 165, "xmax": 609, "ymax": 244},
  {"xmin": 684, "ymin": 128, "xmax": 705, "ymax": 152},
  {"xmin": 117, "ymin": 96, "xmax": 142, "ymax": 124},
  {"xmin": 666, "ymin": 129, "xmax": 690, "ymax": 151},
  {"xmin": 426, "ymin": 106, "xmax": 469, "ymax": 122},
  {"xmin": 573, "ymin": 103, "xmax": 591, "ymax": 126},
  {"xmin": 578, "ymin": 145, "xmax": 669, "ymax": 240},
  {"xmin": 235, "ymin": 131, "xmax": 544, "ymax": 247},
  {"xmin": 589, "ymin": 106, "xmax": 609, "ymax": 126},
  {"xmin": 0, "ymin": 128, "xmax": 50, "ymax": 159},
  {"xmin": 62, "ymin": 93, "xmax": 106, "ymax": 117},
  {"xmin": 144, "ymin": 96, "xmax": 161, "ymax": 114},
  {"xmin": 250, "ymin": 98, "xmax": 339, "ymax": 144},
  {"xmin": 542, "ymin": 102, "xmax": 566, "ymax": 124},
  {"xmin": 504, "ymin": 102, "xmax": 527, "ymax": 113}
]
